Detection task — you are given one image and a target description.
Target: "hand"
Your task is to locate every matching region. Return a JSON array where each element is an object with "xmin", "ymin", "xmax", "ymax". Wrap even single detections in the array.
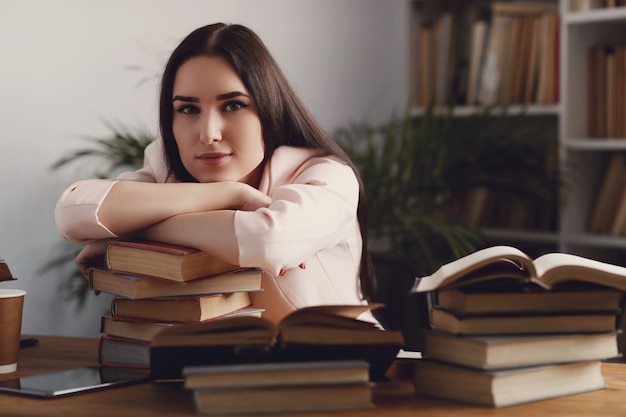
[
  {"xmin": 235, "ymin": 183, "xmax": 272, "ymax": 211},
  {"xmin": 74, "ymin": 240, "xmax": 111, "ymax": 279}
]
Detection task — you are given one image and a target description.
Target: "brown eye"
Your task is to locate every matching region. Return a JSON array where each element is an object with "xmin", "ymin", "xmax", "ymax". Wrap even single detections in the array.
[
  {"xmin": 223, "ymin": 101, "xmax": 247, "ymax": 112},
  {"xmin": 176, "ymin": 105, "xmax": 199, "ymax": 115}
]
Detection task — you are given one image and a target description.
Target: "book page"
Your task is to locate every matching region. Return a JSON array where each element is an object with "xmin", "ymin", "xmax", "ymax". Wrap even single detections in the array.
[
  {"xmin": 413, "ymin": 246, "xmax": 535, "ymax": 292},
  {"xmin": 281, "ymin": 304, "xmax": 380, "ymax": 325},
  {"xmin": 534, "ymin": 253, "xmax": 626, "ymax": 290},
  {"xmin": 151, "ymin": 315, "xmax": 276, "ymax": 347}
]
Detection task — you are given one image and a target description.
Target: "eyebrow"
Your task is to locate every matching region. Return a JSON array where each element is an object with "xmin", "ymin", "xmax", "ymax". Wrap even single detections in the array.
[{"xmin": 172, "ymin": 91, "xmax": 250, "ymax": 103}]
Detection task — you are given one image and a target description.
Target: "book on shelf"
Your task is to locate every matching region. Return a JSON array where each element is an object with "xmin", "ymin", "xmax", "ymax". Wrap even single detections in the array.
[
  {"xmin": 183, "ymin": 359, "xmax": 370, "ymax": 390},
  {"xmin": 413, "ymin": 359, "xmax": 606, "ymax": 408},
  {"xmin": 588, "ymin": 153, "xmax": 626, "ymax": 234},
  {"xmin": 571, "ymin": 0, "xmax": 605, "ymax": 11},
  {"xmin": 412, "ymin": 245, "xmax": 626, "ymax": 294},
  {"xmin": 0, "ymin": 260, "xmax": 16, "ymax": 282},
  {"xmin": 428, "ymin": 306, "xmax": 618, "ymax": 335},
  {"xmin": 466, "ymin": 20, "xmax": 488, "ymax": 105},
  {"xmin": 587, "ymin": 45, "xmax": 626, "ymax": 139},
  {"xmin": 100, "ymin": 307, "xmax": 264, "ymax": 342},
  {"xmin": 110, "ymin": 291, "xmax": 252, "ymax": 323},
  {"xmin": 105, "ymin": 239, "xmax": 241, "ymax": 282},
  {"xmin": 89, "ymin": 267, "xmax": 262, "ymax": 300},
  {"xmin": 189, "ymin": 380, "xmax": 373, "ymax": 415},
  {"xmin": 150, "ymin": 304, "xmax": 403, "ymax": 381},
  {"xmin": 421, "ymin": 330, "xmax": 620, "ymax": 370},
  {"xmin": 475, "ymin": 1, "xmax": 558, "ymax": 106},
  {"xmin": 588, "ymin": 45, "xmax": 607, "ymax": 138}
]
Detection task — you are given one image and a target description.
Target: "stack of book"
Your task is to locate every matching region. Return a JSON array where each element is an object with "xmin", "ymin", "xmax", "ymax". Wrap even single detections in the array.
[
  {"xmin": 91, "ymin": 239, "xmax": 264, "ymax": 370},
  {"xmin": 411, "ymin": 245, "xmax": 626, "ymax": 407},
  {"xmin": 182, "ymin": 360, "xmax": 374, "ymax": 414}
]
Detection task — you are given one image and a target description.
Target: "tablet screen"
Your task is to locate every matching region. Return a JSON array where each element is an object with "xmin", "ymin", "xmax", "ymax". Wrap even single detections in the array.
[{"xmin": 0, "ymin": 366, "xmax": 150, "ymax": 398}]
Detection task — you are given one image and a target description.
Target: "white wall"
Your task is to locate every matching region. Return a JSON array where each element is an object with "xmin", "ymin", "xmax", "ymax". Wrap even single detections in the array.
[{"xmin": 0, "ymin": 0, "xmax": 409, "ymax": 336}]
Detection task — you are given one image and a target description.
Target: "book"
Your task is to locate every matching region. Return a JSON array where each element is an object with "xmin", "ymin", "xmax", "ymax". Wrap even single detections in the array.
[
  {"xmin": 190, "ymin": 381, "xmax": 373, "ymax": 414},
  {"xmin": 98, "ymin": 336, "xmax": 150, "ymax": 369},
  {"xmin": 89, "ymin": 267, "xmax": 262, "ymax": 299},
  {"xmin": 413, "ymin": 359, "xmax": 606, "ymax": 407},
  {"xmin": 466, "ymin": 20, "xmax": 488, "ymax": 105},
  {"xmin": 0, "ymin": 260, "xmax": 16, "ymax": 282},
  {"xmin": 571, "ymin": 0, "xmax": 604, "ymax": 11},
  {"xmin": 101, "ymin": 307, "xmax": 264, "ymax": 342},
  {"xmin": 105, "ymin": 239, "xmax": 240, "ymax": 282},
  {"xmin": 421, "ymin": 330, "xmax": 620, "ymax": 370},
  {"xmin": 183, "ymin": 359, "xmax": 370, "ymax": 390},
  {"xmin": 111, "ymin": 292, "xmax": 252, "ymax": 323},
  {"xmin": 589, "ymin": 153, "xmax": 626, "ymax": 233},
  {"xmin": 150, "ymin": 304, "xmax": 403, "ymax": 381},
  {"xmin": 429, "ymin": 306, "xmax": 617, "ymax": 335},
  {"xmin": 434, "ymin": 287, "xmax": 623, "ymax": 315},
  {"xmin": 101, "ymin": 316, "xmax": 173, "ymax": 342},
  {"xmin": 412, "ymin": 245, "xmax": 626, "ymax": 293},
  {"xmin": 476, "ymin": 11, "xmax": 510, "ymax": 105}
]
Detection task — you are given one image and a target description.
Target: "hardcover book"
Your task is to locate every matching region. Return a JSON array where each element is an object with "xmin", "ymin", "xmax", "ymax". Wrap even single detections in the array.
[
  {"xmin": 421, "ymin": 330, "xmax": 620, "ymax": 370},
  {"xmin": 90, "ymin": 267, "xmax": 262, "ymax": 299},
  {"xmin": 100, "ymin": 307, "xmax": 264, "ymax": 342},
  {"xmin": 190, "ymin": 381, "xmax": 373, "ymax": 414},
  {"xmin": 110, "ymin": 292, "xmax": 252, "ymax": 323},
  {"xmin": 183, "ymin": 359, "xmax": 370, "ymax": 390},
  {"xmin": 105, "ymin": 239, "xmax": 241, "ymax": 282},
  {"xmin": 428, "ymin": 306, "xmax": 618, "ymax": 335},
  {"xmin": 413, "ymin": 359, "xmax": 606, "ymax": 407},
  {"xmin": 433, "ymin": 287, "xmax": 623, "ymax": 315}
]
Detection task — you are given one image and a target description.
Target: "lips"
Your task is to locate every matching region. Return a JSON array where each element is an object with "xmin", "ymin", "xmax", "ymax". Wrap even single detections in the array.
[{"xmin": 196, "ymin": 152, "xmax": 232, "ymax": 165}]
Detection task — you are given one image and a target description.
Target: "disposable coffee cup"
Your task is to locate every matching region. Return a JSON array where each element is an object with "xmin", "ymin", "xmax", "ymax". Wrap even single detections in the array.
[{"xmin": 0, "ymin": 289, "xmax": 26, "ymax": 374}]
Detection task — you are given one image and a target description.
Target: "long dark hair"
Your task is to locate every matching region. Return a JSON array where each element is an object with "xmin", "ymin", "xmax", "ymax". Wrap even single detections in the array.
[{"xmin": 158, "ymin": 23, "xmax": 377, "ymax": 302}]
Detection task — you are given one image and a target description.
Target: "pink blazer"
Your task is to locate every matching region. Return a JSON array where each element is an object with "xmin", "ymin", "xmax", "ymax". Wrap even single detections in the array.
[{"xmin": 55, "ymin": 141, "xmax": 377, "ymax": 324}]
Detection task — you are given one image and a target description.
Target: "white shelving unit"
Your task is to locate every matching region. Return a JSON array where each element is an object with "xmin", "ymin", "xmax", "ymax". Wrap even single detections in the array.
[
  {"xmin": 560, "ymin": 2, "xmax": 626, "ymax": 264},
  {"xmin": 410, "ymin": 0, "xmax": 626, "ymax": 264}
]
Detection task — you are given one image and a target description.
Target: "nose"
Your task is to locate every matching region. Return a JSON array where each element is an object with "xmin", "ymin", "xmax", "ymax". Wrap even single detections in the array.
[{"xmin": 199, "ymin": 110, "xmax": 222, "ymax": 145}]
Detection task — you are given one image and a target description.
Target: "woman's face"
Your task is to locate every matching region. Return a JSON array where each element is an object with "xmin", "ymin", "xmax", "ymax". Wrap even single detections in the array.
[{"xmin": 172, "ymin": 55, "xmax": 265, "ymax": 186}]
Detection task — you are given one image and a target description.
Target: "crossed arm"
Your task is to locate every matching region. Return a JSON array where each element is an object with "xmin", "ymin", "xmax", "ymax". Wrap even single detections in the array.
[{"xmin": 69, "ymin": 180, "xmax": 270, "ymax": 275}]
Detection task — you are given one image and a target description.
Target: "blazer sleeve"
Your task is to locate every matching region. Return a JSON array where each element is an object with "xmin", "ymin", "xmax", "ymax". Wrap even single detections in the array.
[
  {"xmin": 54, "ymin": 140, "xmax": 168, "ymax": 243},
  {"xmin": 234, "ymin": 154, "xmax": 360, "ymax": 276}
]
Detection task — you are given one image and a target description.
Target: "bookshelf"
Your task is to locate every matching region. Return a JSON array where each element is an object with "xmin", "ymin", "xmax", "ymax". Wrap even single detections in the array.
[{"xmin": 410, "ymin": 0, "xmax": 626, "ymax": 265}]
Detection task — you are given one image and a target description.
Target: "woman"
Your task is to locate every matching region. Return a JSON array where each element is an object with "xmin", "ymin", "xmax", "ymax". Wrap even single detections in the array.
[{"xmin": 55, "ymin": 23, "xmax": 378, "ymax": 324}]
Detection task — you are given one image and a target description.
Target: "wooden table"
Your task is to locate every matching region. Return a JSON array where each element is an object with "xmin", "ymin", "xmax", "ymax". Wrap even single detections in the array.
[{"xmin": 2, "ymin": 335, "xmax": 626, "ymax": 416}]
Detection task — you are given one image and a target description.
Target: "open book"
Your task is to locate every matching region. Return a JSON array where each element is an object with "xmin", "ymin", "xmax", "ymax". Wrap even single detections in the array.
[
  {"xmin": 412, "ymin": 245, "xmax": 626, "ymax": 293},
  {"xmin": 150, "ymin": 304, "xmax": 403, "ymax": 381}
]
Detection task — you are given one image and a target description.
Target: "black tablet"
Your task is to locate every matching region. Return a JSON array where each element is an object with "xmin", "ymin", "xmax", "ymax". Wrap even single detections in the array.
[{"xmin": 0, "ymin": 366, "xmax": 150, "ymax": 398}]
